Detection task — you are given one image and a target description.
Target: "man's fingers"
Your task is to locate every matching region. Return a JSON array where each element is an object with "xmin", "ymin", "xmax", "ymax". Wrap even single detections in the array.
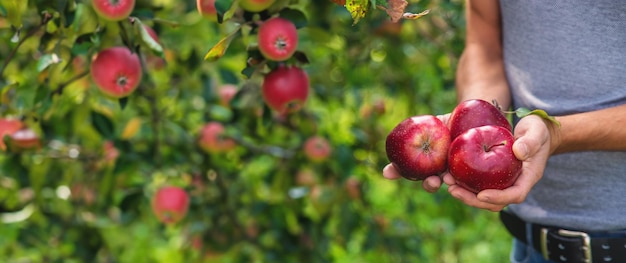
[
  {"xmin": 382, "ymin": 164, "xmax": 402, "ymax": 180},
  {"xmin": 476, "ymin": 186, "xmax": 526, "ymax": 206},
  {"xmin": 383, "ymin": 164, "xmax": 444, "ymax": 192},
  {"xmin": 442, "ymin": 172, "xmax": 456, "ymax": 185},
  {"xmin": 422, "ymin": 176, "xmax": 442, "ymax": 193},
  {"xmin": 448, "ymin": 185, "xmax": 505, "ymax": 212},
  {"xmin": 513, "ymin": 115, "xmax": 550, "ymax": 161}
]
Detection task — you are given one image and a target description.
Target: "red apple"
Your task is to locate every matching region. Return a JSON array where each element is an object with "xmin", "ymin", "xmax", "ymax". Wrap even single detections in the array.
[
  {"xmin": 217, "ymin": 84, "xmax": 238, "ymax": 107},
  {"xmin": 448, "ymin": 99, "xmax": 512, "ymax": 139},
  {"xmin": 295, "ymin": 168, "xmax": 318, "ymax": 186},
  {"xmin": 197, "ymin": 0, "xmax": 217, "ymax": 21},
  {"xmin": 385, "ymin": 115, "xmax": 451, "ymax": 181},
  {"xmin": 303, "ymin": 136, "xmax": 332, "ymax": 162},
  {"xmin": 257, "ymin": 17, "xmax": 298, "ymax": 61},
  {"xmin": 345, "ymin": 176, "xmax": 361, "ymax": 200},
  {"xmin": 103, "ymin": 140, "xmax": 119, "ymax": 166},
  {"xmin": 70, "ymin": 183, "xmax": 96, "ymax": 205},
  {"xmin": 359, "ymin": 99, "xmax": 386, "ymax": 119},
  {"xmin": 448, "ymin": 125, "xmax": 522, "ymax": 193},
  {"xmin": 10, "ymin": 128, "xmax": 41, "ymax": 150},
  {"xmin": 262, "ymin": 65, "xmax": 309, "ymax": 113},
  {"xmin": 151, "ymin": 186, "xmax": 190, "ymax": 224},
  {"xmin": 239, "ymin": 0, "xmax": 275, "ymax": 12},
  {"xmin": 90, "ymin": 47, "xmax": 142, "ymax": 98},
  {"xmin": 0, "ymin": 118, "xmax": 23, "ymax": 151},
  {"xmin": 329, "ymin": 0, "xmax": 346, "ymax": 6},
  {"xmin": 92, "ymin": 0, "xmax": 135, "ymax": 21},
  {"xmin": 198, "ymin": 122, "xmax": 236, "ymax": 153}
]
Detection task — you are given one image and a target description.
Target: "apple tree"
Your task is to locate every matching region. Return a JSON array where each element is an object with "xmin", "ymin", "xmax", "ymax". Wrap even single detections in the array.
[{"xmin": 0, "ymin": 0, "xmax": 511, "ymax": 262}]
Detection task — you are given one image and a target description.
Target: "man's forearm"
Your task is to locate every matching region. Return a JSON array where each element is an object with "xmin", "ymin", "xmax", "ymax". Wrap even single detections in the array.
[
  {"xmin": 456, "ymin": 0, "xmax": 511, "ymax": 109},
  {"xmin": 455, "ymin": 45, "xmax": 511, "ymax": 109},
  {"xmin": 554, "ymin": 104, "xmax": 626, "ymax": 154}
]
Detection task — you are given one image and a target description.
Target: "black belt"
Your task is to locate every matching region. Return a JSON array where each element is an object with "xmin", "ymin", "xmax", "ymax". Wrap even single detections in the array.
[{"xmin": 499, "ymin": 209, "xmax": 626, "ymax": 263}]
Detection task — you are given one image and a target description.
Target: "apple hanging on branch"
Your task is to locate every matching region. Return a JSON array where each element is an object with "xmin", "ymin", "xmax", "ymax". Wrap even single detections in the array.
[
  {"xmin": 90, "ymin": 46, "xmax": 143, "ymax": 98},
  {"xmin": 0, "ymin": 118, "xmax": 24, "ymax": 151},
  {"xmin": 151, "ymin": 186, "xmax": 190, "ymax": 224},
  {"xmin": 261, "ymin": 65, "xmax": 310, "ymax": 113},
  {"xmin": 197, "ymin": 0, "xmax": 218, "ymax": 21},
  {"xmin": 91, "ymin": 0, "xmax": 136, "ymax": 21},
  {"xmin": 303, "ymin": 136, "xmax": 332, "ymax": 162},
  {"xmin": 257, "ymin": 17, "xmax": 299, "ymax": 62},
  {"xmin": 0, "ymin": 118, "xmax": 42, "ymax": 152}
]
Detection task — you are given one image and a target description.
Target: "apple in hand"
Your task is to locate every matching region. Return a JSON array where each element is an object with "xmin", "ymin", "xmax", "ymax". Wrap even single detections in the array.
[
  {"xmin": 448, "ymin": 125, "xmax": 522, "ymax": 193},
  {"xmin": 151, "ymin": 186, "xmax": 190, "ymax": 224},
  {"xmin": 303, "ymin": 136, "xmax": 332, "ymax": 162},
  {"xmin": 262, "ymin": 65, "xmax": 309, "ymax": 113},
  {"xmin": 448, "ymin": 99, "xmax": 511, "ymax": 139},
  {"xmin": 90, "ymin": 47, "xmax": 142, "ymax": 98},
  {"xmin": 258, "ymin": 17, "xmax": 298, "ymax": 62},
  {"xmin": 239, "ymin": 0, "xmax": 276, "ymax": 12},
  {"xmin": 91, "ymin": 0, "xmax": 135, "ymax": 21},
  {"xmin": 198, "ymin": 122, "xmax": 236, "ymax": 153},
  {"xmin": 385, "ymin": 115, "xmax": 451, "ymax": 181}
]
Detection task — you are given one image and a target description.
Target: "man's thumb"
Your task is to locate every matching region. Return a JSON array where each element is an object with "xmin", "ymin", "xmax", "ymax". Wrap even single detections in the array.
[{"xmin": 513, "ymin": 140, "xmax": 529, "ymax": 161}]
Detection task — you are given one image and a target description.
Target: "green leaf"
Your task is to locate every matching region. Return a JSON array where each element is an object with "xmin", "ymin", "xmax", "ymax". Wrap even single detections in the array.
[
  {"xmin": 214, "ymin": 0, "xmax": 234, "ymax": 23},
  {"xmin": 241, "ymin": 65, "xmax": 255, "ymax": 79},
  {"xmin": 203, "ymin": 27, "xmax": 241, "ymax": 61},
  {"xmin": 346, "ymin": 0, "xmax": 369, "ymax": 25},
  {"xmin": 0, "ymin": 4, "xmax": 7, "ymax": 16},
  {"xmin": 515, "ymin": 108, "xmax": 561, "ymax": 127},
  {"xmin": 119, "ymin": 97, "xmax": 129, "ymax": 110},
  {"xmin": 71, "ymin": 41, "xmax": 93, "ymax": 56},
  {"xmin": 71, "ymin": 3, "xmax": 99, "ymax": 36},
  {"xmin": 36, "ymin": 54, "xmax": 62, "ymax": 73},
  {"xmin": 279, "ymin": 8, "xmax": 308, "ymax": 29},
  {"xmin": 292, "ymin": 51, "xmax": 309, "ymax": 64},
  {"xmin": 0, "ymin": 0, "xmax": 28, "ymax": 28},
  {"xmin": 91, "ymin": 111, "xmax": 115, "ymax": 139},
  {"xmin": 134, "ymin": 19, "xmax": 164, "ymax": 56}
]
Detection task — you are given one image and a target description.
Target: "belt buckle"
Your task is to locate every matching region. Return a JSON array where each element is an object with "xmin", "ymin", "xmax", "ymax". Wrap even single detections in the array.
[{"xmin": 540, "ymin": 228, "xmax": 592, "ymax": 263}]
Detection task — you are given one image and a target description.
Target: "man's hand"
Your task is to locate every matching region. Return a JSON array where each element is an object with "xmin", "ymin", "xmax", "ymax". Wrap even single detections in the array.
[
  {"xmin": 381, "ymin": 114, "xmax": 450, "ymax": 193},
  {"xmin": 382, "ymin": 164, "xmax": 444, "ymax": 193},
  {"xmin": 445, "ymin": 115, "xmax": 559, "ymax": 211}
]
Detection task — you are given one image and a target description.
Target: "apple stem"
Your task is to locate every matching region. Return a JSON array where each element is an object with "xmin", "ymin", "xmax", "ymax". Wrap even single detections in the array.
[{"xmin": 484, "ymin": 142, "xmax": 506, "ymax": 152}]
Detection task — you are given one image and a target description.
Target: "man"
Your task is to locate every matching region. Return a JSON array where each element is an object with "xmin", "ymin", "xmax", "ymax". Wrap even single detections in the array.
[{"xmin": 383, "ymin": 1, "xmax": 626, "ymax": 262}]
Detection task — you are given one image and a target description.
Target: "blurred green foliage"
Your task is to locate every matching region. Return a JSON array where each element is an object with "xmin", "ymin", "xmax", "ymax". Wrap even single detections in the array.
[{"xmin": 0, "ymin": 0, "xmax": 511, "ymax": 262}]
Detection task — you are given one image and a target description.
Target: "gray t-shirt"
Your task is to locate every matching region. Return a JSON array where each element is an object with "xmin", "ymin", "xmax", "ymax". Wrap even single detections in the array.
[{"xmin": 500, "ymin": 0, "xmax": 626, "ymax": 231}]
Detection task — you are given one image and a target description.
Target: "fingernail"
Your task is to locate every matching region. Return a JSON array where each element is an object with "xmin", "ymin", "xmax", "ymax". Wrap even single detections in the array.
[
  {"xmin": 518, "ymin": 142, "xmax": 529, "ymax": 159},
  {"xmin": 523, "ymin": 144, "xmax": 529, "ymax": 158}
]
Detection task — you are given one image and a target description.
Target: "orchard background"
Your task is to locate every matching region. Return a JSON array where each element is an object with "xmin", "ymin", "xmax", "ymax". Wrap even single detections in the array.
[{"xmin": 0, "ymin": 0, "xmax": 512, "ymax": 262}]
